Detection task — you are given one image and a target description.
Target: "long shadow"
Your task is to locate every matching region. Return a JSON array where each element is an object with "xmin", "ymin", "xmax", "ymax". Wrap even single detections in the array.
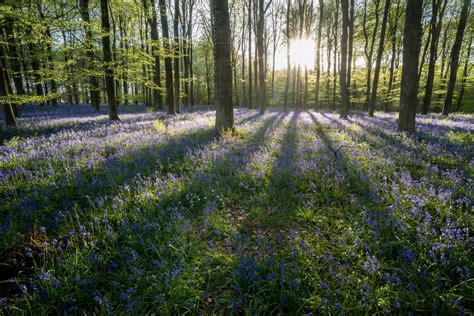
[
  {"xmin": 2, "ymin": 110, "xmax": 287, "ymax": 234},
  {"xmin": 1, "ymin": 126, "xmax": 217, "ymax": 246},
  {"xmin": 266, "ymin": 111, "xmax": 300, "ymax": 211},
  {"xmin": 307, "ymin": 111, "xmax": 381, "ymax": 205},
  {"xmin": 324, "ymin": 112, "xmax": 473, "ymax": 175},
  {"xmin": 0, "ymin": 111, "xmax": 287, "ymax": 301}
]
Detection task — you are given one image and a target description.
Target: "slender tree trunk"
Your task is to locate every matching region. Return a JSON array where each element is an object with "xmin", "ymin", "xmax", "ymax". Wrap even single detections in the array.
[
  {"xmin": 159, "ymin": 0, "xmax": 176, "ymax": 114},
  {"xmin": 205, "ymin": 42, "xmax": 212, "ymax": 106},
  {"xmin": 340, "ymin": 0, "xmax": 350, "ymax": 119},
  {"xmin": 79, "ymin": 0, "xmax": 101, "ymax": 112},
  {"xmin": 146, "ymin": 0, "xmax": 163, "ymax": 110},
  {"xmin": 385, "ymin": 0, "xmax": 401, "ymax": 111},
  {"xmin": 368, "ymin": 0, "xmax": 391, "ymax": 117},
  {"xmin": 363, "ymin": 0, "xmax": 380, "ymax": 110},
  {"xmin": 37, "ymin": 1, "xmax": 58, "ymax": 107},
  {"xmin": 248, "ymin": 0, "xmax": 253, "ymax": 109},
  {"xmin": 5, "ymin": 16, "xmax": 23, "ymax": 117},
  {"xmin": 422, "ymin": 0, "xmax": 446, "ymax": 114},
  {"xmin": 456, "ymin": 31, "xmax": 472, "ymax": 111},
  {"xmin": 347, "ymin": 0, "xmax": 354, "ymax": 104},
  {"xmin": 442, "ymin": 0, "xmax": 470, "ymax": 116},
  {"xmin": 315, "ymin": 0, "xmax": 323, "ymax": 110},
  {"xmin": 284, "ymin": 0, "xmax": 291, "ymax": 111},
  {"xmin": 173, "ymin": 0, "xmax": 180, "ymax": 112},
  {"xmin": 211, "ymin": 0, "xmax": 234, "ymax": 131},
  {"xmin": 398, "ymin": 0, "xmax": 423, "ymax": 132},
  {"xmin": 257, "ymin": 0, "xmax": 266, "ymax": 114},
  {"xmin": 0, "ymin": 44, "xmax": 17, "ymax": 127},
  {"xmin": 100, "ymin": 0, "xmax": 119, "ymax": 120},
  {"xmin": 333, "ymin": 0, "xmax": 339, "ymax": 110},
  {"xmin": 326, "ymin": 23, "xmax": 332, "ymax": 108},
  {"xmin": 303, "ymin": 66, "xmax": 308, "ymax": 110}
]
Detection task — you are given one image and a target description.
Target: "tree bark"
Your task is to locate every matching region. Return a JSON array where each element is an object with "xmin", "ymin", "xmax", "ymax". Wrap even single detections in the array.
[
  {"xmin": 100, "ymin": 0, "xmax": 120, "ymax": 120},
  {"xmin": 248, "ymin": 0, "xmax": 253, "ymax": 109},
  {"xmin": 173, "ymin": 0, "xmax": 180, "ymax": 112},
  {"xmin": 368, "ymin": 0, "xmax": 391, "ymax": 117},
  {"xmin": 211, "ymin": 0, "xmax": 234, "ymax": 131},
  {"xmin": 257, "ymin": 0, "xmax": 266, "ymax": 114},
  {"xmin": 284, "ymin": 0, "xmax": 291, "ymax": 111},
  {"xmin": 398, "ymin": 0, "xmax": 423, "ymax": 132},
  {"xmin": 339, "ymin": 0, "xmax": 350, "ymax": 119},
  {"xmin": 421, "ymin": 0, "xmax": 446, "ymax": 114},
  {"xmin": 159, "ymin": 0, "xmax": 176, "ymax": 114},
  {"xmin": 0, "ymin": 46, "xmax": 17, "ymax": 127},
  {"xmin": 146, "ymin": 0, "xmax": 163, "ymax": 110},
  {"xmin": 442, "ymin": 0, "xmax": 470, "ymax": 116},
  {"xmin": 79, "ymin": 0, "xmax": 101, "ymax": 112},
  {"xmin": 456, "ymin": 31, "xmax": 472, "ymax": 111},
  {"xmin": 315, "ymin": 0, "xmax": 323, "ymax": 110}
]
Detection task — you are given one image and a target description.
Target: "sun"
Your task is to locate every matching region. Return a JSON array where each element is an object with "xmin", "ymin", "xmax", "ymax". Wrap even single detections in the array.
[{"xmin": 290, "ymin": 38, "xmax": 315, "ymax": 68}]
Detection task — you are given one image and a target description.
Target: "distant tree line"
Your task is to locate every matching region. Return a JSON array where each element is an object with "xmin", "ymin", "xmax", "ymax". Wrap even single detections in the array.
[{"xmin": 0, "ymin": 0, "xmax": 472, "ymax": 132}]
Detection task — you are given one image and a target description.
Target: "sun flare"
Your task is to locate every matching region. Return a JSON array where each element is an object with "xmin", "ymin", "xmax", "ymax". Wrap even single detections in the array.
[{"xmin": 290, "ymin": 38, "xmax": 315, "ymax": 68}]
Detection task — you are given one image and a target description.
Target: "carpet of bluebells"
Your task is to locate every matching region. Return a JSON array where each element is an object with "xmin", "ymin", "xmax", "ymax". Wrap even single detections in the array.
[{"xmin": 1, "ymin": 104, "xmax": 473, "ymax": 314}]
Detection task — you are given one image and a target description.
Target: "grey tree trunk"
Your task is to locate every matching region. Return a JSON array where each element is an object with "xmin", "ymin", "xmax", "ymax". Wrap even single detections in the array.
[
  {"xmin": 146, "ymin": 0, "xmax": 163, "ymax": 110},
  {"xmin": 284, "ymin": 0, "xmax": 291, "ymax": 111},
  {"xmin": 442, "ymin": 0, "xmax": 470, "ymax": 116},
  {"xmin": 422, "ymin": 0, "xmax": 446, "ymax": 114},
  {"xmin": 368, "ymin": 0, "xmax": 391, "ymax": 117},
  {"xmin": 159, "ymin": 0, "xmax": 176, "ymax": 115},
  {"xmin": 79, "ymin": 0, "xmax": 101, "ymax": 112},
  {"xmin": 398, "ymin": 0, "xmax": 423, "ymax": 132},
  {"xmin": 315, "ymin": 0, "xmax": 323, "ymax": 110},
  {"xmin": 211, "ymin": 0, "xmax": 234, "ymax": 131},
  {"xmin": 173, "ymin": 0, "xmax": 180, "ymax": 112},
  {"xmin": 100, "ymin": 0, "xmax": 120, "ymax": 120},
  {"xmin": 339, "ymin": 0, "xmax": 350, "ymax": 119},
  {"xmin": 0, "ymin": 45, "xmax": 17, "ymax": 127},
  {"xmin": 257, "ymin": 0, "xmax": 266, "ymax": 114},
  {"xmin": 456, "ymin": 31, "xmax": 472, "ymax": 111}
]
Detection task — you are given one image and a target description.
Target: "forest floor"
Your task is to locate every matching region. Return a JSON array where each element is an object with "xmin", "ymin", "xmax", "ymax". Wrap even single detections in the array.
[{"xmin": 1, "ymin": 104, "xmax": 473, "ymax": 314}]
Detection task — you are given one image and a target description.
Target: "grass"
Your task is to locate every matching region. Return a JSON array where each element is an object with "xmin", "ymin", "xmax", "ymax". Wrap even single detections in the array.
[{"xmin": 0, "ymin": 105, "xmax": 473, "ymax": 314}]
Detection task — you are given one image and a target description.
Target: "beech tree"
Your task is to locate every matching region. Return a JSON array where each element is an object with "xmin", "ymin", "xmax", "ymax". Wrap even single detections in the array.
[
  {"xmin": 211, "ymin": 0, "xmax": 234, "ymax": 131},
  {"xmin": 100, "ymin": 0, "xmax": 119, "ymax": 120},
  {"xmin": 398, "ymin": 0, "xmax": 423, "ymax": 132},
  {"xmin": 442, "ymin": 0, "xmax": 470, "ymax": 116}
]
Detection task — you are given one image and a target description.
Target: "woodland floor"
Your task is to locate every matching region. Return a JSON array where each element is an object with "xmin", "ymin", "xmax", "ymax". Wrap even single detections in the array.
[{"xmin": 0, "ymin": 104, "xmax": 473, "ymax": 314}]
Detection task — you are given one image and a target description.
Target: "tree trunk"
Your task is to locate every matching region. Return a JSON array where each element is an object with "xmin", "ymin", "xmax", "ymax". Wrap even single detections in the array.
[
  {"xmin": 248, "ymin": 0, "xmax": 253, "ymax": 109},
  {"xmin": 100, "ymin": 0, "xmax": 119, "ymax": 120},
  {"xmin": 211, "ymin": 0, "xmax": 234, "ymax": 131},
  {"xmin": 363, "ymin": 0, "xmax": 380, "ymax": 110},
  {"xmin": 173, "ymin": 0, "xmax": 180, "ymax": 112},
  {"xmin": 421, "ymin": 0, "xmax": 446, "ymax": 114},
  {"xmin": 5, "ymin": 16, "xmax": 24, "ymax": 117},
  {"xmin": 0, "ymin": 43, "xmax": 17, "ymax": 127},
  {"xmin": 398, "ymin": 0, "xmax": 423, "ymax": 133},
  {"xmin": 385, "ymin": 0, "xmax": 401, "ymax": 111},
  {"xmin": 339, "ymin": 0, "xmax": 350, "ymax": 119},
  {"xmin": 257, "ymin": 0, "xmax": 266, "ymax": 114},
  {"xmin": 333, "ymin": 0, "xmax": 339, "ymax": 111},
  {"xmin": 347, "ymin": 0, "xmax": 354, "ymax": 104},
  {"xmin": 159, "ymin": 0, "xmax": 176, "ymax": 114},
  {"xmin": 37, "ymin": 0, "xmax": 58, "ymax": 107},
  {"xmin": 456, "ymin": 31, "xmax": 472, "ymax": 111},
  {"xmin": 315, "ymin": 0, "xmax": 323, "ymax": 110},
  {"xmin": 442, "ymin": 0, "xmax": 470, "ymax": 116},
  {"xmin": 146, "ymin": 0, "xmax": 163, "ymax": 110},
  {"xmin": 284, "ymin": 0, "xmax": 291, "ymax": 111},
  {"xmin": 368, "ymin": 0, "xmax": 391, "ymax": 117},
  {"xmin": 79, "ymin": 0, "xmax": 101, "ymax": 112}
]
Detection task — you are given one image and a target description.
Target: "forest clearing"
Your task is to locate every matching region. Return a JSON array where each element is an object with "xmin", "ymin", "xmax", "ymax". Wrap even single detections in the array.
[{"xmin": 1, "ymin": 0, "xmax": 473, "ymax": 314}]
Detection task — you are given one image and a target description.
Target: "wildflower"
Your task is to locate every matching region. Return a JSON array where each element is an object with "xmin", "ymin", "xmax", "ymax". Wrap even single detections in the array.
[{"xmin": 363, "ymin": 253, "xmax": 380, "ymax": 274}]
